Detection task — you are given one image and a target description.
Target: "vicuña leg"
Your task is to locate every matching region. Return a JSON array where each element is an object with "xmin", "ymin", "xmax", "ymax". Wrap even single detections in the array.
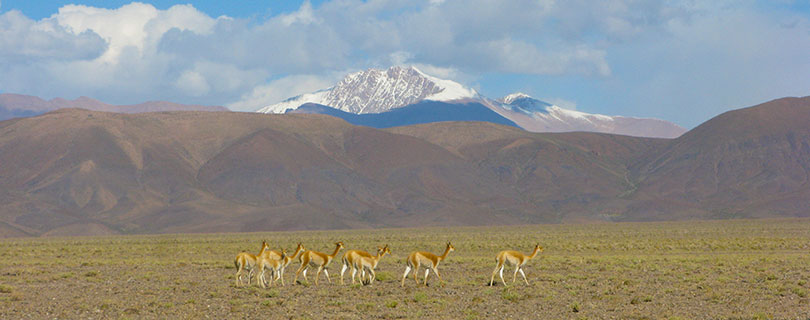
[
  {"xmin": 519, "ymin": 268, "xmax": 529, "ymax": 285},
  {"xmin": 365, "ymin": 268, "xmax": 376, "ymax": 285},
  {"xmin": 277, "ymin": 267, "xmax": 285, "ymax": 286},
  {"xmin": 432, "ymin": 267, "xmax": 443, "ymax": 285},
  {"xmin": 340, "ymin": 263, "xmax": 350, "ymax": 285},
  {"xmin": 295, "ymin": 266, "xmax": 309, "ymax": 285},
  {"xmin": 401, "ymin": 266, "xmax": 411, "ymax": 287},
  {"xmin": 315, "ymin": 266, "xmax": 323, "ymax": 285},
  {"xmin": 490, "ymin": 263, "xmax": 503, "ymax": 286},
  {"xmin": 423, "ymin": 268, "xmax": 430, "ymax": 286}
]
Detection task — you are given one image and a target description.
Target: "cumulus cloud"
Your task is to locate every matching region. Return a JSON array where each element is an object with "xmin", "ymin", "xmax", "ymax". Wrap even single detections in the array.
[
  {"xmin": 0, "ymin": 3, "xmax": 259, "ymax": 105},
  {"xmin": 279, "ymin": 1, "xmax": 319, "ymax": 26},
  {"xmin": 0, "ymin": 10, "xmax": 106, "ymax": 61},
  {"xmin": 226, "ymin": 74, "xmax": 340, "ymax": 111},
  {"xmin": 52, "ymin": 3, "xmax": 218, "ymax": 66}
]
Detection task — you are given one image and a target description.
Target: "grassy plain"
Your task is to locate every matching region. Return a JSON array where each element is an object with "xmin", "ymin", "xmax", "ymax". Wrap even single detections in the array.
[{"xmin": 1, "ymin": 218, "xmax": 810, "ymax": 319}]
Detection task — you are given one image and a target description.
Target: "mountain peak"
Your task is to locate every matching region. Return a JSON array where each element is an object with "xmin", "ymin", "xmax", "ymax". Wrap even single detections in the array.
[
  {"xmin": 489, "ymin": 94, "xmax": 686, "ymax": 138},
  {"xmin": 499, "ymin": 92, "xmax": 533, "ymax": 104},
  {"xmin": 257, "ymin": 65, "xmax": 477, "ymax": 114}
]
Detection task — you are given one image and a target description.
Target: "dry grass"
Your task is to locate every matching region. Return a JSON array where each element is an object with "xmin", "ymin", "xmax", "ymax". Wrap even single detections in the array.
[{"xmin": 1, "ymin": 218, "xmax": 810, "ymax": 319}]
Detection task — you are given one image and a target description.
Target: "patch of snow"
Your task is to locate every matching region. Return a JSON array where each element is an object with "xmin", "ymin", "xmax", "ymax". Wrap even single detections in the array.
[
  {"xmin": 500, "ymin": 92, "xmax": 532, "ymax": 104},
  {"xmin": 256, "ymin": 90, "xmax": 329, "ymax": 114},
  {"xmin": 411, "ymin": 67, "xmax": 478, "ymax": 101},
  {"xmin": 548, "ymin": 105, "xmax": 613, "ymax": 122}
]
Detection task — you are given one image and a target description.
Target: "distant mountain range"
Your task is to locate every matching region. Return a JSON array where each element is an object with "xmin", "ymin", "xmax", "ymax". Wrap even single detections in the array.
[
  {"xmin": 258, "ymin": 66, "xmax": 686, "ymax": 138},
  {"xmin": 2, "ymin": 66, "xmax": 685, "ymax": 138},
  {"xmin": 0, "ymin": 93, "xmax": 227, "ymax": 120},
  {"xmin": 0, "ymin": 96, "xmax": 807, "ymax": 237}
]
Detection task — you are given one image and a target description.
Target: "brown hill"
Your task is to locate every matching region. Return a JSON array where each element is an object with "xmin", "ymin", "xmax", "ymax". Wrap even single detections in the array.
[
  {"xmin": 0, "ymin": 109, "xmax": 654, "ymax": 237},
  {"xmin": 627, "ymin": 96, "xmax": 810, "ymax": 220},
  {"xmin": 0, "ymin": 96, "xmax": 808, "ymax": 237},
  {"xmin": 0, "ymin": 93, "xmax": 227, "ymax": 120}
]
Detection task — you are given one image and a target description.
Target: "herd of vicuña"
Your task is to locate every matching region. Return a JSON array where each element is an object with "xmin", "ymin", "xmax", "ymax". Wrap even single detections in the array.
[{"xmin": 234, "ymin": 241, "xmax": 544, "ymax": 288}]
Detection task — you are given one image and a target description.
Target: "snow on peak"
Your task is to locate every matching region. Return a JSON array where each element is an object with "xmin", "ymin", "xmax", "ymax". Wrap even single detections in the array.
[
  {"xmin": 409, "ymin": 66, "xmax": 478, "ymax": 102},
  {"xmin": 497, "ymin": 93, "xmax": 553, "ymax": 114},
  {"xmin": 257, "ymin": 66, "xmax": 478, "ymax": 114},
  {"xmin": 498, "ymin": 93, "xmax": 613, "ymax": 121},
  {"xmin": 256, "ymin": 89, "xmax": 330, "ymax": 114},
  {"xmin": 499, "ymin": 92, "xmax": 533, "ymax": 104}
]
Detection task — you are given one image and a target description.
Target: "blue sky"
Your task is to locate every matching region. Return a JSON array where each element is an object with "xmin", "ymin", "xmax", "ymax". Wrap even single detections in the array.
[{"xmin": 1, "ymin": 0, "xmax": 808, "ymax": 128}]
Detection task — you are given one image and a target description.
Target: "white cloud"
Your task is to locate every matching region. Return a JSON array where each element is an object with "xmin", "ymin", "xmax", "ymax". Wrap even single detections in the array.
[
  {"xmin": 175, "ymin": 70, "xmax": 210, "ymax": 97},
  {"xmin": 389, "ymin": 51, "xmax": 413, "ymax": 66},
  {"xmin": 0, "ymin": 10, "xmax": 106, "ymax": 60},
  {"xmin": 226, "ymin": 74, "xmax": 340, "ymax": 112},
  {"xmin": 280, "ymin": 1, "xmax": 319, "ymax": 26},
  {"xmin": 471, "ymin": 38, "xmax": 611, "ymax": 76},
  {"xmin": 54, "ymin": 3, "xmax": 217, "ymax": 63}
]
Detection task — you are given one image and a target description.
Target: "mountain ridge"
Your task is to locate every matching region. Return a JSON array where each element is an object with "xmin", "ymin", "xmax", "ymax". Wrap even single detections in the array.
[
  {"xmin": 257, "ymin": 66, "xmax": 686, "ymax": 138},
  {"xmin": 0, "ymin": 96, "xmax": 807, "ymax": 237},
  {"xmin": 0, "ymin": 93, "xmax": 228, "ymax": 121}
]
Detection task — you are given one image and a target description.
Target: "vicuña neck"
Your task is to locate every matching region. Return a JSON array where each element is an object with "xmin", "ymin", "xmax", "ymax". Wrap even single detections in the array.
[
  {"xmin": 528, "ymin": 247, "xmax": 540, "ymax": 259},
  {"xmin": 439, "ymin": 246, "xmax": 451, "ymax": 261},
  {"xmin": 329, "ymin": 245, "xmax": 341, "ymax": 258},
  {"xmin": 291, "ymin": 247, "xmax": 305, "ymax": 260}
]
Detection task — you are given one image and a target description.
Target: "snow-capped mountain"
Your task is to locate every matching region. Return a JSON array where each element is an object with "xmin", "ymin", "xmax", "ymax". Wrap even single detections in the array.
[
  {"xmin": 488, "ymin": 93, "xmax": 686, "ymax": 138},
  {"xmin": 256, "ymin": 66, "xmax": 686, "ymax": 138},
  {"xmin": 257, "ymin": 66, "xmax": 477, "ymax": 114}
]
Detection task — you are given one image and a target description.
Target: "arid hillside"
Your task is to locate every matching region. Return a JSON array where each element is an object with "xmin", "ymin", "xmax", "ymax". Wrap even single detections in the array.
[
  {"xmin": 0, "ymin": 96, "xmax": 808, "ymax": 237},
  {"xmin": 627, "ymin": 96, "xmax": 810, "ymax": 220}
]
